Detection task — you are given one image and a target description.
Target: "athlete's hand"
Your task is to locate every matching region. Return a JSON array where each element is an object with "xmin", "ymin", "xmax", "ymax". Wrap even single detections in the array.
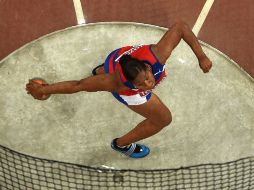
[
  {"xmin": 199, "ymin": 56, "xmax": 212, "ymax": 73},
  {"xmin": 26, "ymin": 80, "xmax": 48, "ymax": 100}
]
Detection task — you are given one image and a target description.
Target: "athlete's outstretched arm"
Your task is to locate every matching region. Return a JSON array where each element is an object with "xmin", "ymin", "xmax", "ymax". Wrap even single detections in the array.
[
  {"xmin": 26, "ymin": 73, "xmax": 126, "ymax": 100},
  {"xmin": 152, "ymin": 21, "xmax": 212, "ymax": 73}
]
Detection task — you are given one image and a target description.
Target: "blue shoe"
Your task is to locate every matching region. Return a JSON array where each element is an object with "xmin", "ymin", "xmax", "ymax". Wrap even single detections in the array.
[
  {"xmin": 92, "ymin": 63, "xmax": 104, "ymax": 75},
  {"xmin": 111, "ymin": 138, "xmax": 150, "ymax": 158}
]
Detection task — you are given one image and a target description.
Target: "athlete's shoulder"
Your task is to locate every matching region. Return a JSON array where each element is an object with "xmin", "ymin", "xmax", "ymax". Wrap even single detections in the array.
[{"xmin": 149, "ymin": 44, "xmax": 166, "ymax": 64}]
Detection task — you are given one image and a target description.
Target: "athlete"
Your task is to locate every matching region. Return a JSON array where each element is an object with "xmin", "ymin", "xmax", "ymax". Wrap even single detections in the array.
[{"xmin": 26, "ymin": 21, "xmax": 212, "ymax": 158}]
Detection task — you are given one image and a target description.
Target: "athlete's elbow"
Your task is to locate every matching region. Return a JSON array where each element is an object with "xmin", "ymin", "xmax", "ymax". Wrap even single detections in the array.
[
  {"xmin": 173, "ymin": 21, "xmax": 189, "ymax": 30},
  {"xmin": 76, "ymin": 79, "xmax": 93, "ymax": 92},
  {"xmin": 76, "ymin": 79, "xmax": 113, "ymax": 92},
  {"xmin": 79, "ymin": 84, "xmax": 98, "ymax": 92},
  {"xmin": 171, "ymin": 21, "xmax": 189, "ymax": 37},
  {"xmin": 77, "ymin": 75, "xmax": 120, "ymax": 93}
]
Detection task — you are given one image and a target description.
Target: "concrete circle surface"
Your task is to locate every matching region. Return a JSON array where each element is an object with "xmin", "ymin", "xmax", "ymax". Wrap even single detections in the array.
[{"xmin": 0, "ymin": 23, "xmax": 253, "ymax": 170}]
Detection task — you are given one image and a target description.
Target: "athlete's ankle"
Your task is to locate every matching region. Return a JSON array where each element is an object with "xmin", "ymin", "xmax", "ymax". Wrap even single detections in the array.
[
  {"xmin": 116, "ymin": 138, "xmax": 129, "ymax": 148},
  {"xmin": 111, "ymin": 138, "xmax": 150, "ymax": 158}
]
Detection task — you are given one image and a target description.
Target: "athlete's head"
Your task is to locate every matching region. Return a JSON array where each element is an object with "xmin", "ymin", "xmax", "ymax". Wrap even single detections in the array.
[{"xmin": 119, "ymin": 55, "xmax": 155, "ymax": 90}]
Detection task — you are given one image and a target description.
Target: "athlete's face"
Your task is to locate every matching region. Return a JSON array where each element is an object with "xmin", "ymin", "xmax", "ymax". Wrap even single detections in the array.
[{"xmin": 133, "ymin": 64, "xmax": 155, "ymax": 90}]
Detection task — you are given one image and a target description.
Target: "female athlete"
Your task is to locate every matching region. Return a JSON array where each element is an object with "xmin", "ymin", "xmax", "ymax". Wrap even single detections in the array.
[{"xmin": 26, "ymin": 21, "xmax": 212, "ymax": 158}]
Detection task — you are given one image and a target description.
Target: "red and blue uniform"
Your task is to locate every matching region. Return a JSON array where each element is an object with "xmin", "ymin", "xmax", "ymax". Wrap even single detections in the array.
[{"xmin": 104, "ymin": 45, "xmax": 166, "ymax": 105}]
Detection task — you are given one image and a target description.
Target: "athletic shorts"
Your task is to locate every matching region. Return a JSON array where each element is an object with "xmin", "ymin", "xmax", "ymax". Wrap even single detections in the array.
[{"xmin": 111, "ymin": 91, "xmax": 152, "ymax": 106}]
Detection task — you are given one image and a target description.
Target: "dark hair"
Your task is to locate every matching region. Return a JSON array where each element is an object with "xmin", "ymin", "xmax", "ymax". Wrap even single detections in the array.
[{"xmin": 119, "ymin": 54, "xmax": 147, "ymax": 82}]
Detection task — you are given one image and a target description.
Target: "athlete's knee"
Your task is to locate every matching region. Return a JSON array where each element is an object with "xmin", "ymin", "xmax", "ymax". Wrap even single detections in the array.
[
  {"xmin": 154, "ymin": 109, "xmax": 172, "ymax": 128},
  {"xmin": 162, "ymin": 109, "xmax": 172, "ymax": 127}
]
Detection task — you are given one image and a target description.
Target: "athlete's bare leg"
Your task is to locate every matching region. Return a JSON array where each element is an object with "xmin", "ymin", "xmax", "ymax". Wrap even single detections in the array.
[
  {"xmin": 116, "ymin": 93, "xmax": 172, "ymax": 147},
  {"xmin": 95, "ymin": 68, "xmax": 172, "ymax": 146}
]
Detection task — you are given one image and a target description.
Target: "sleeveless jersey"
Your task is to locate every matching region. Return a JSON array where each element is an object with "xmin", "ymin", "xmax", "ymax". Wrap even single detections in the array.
[{"xmin": 104, "ymin": 45, "xmax": 166, "ymax": 102}]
